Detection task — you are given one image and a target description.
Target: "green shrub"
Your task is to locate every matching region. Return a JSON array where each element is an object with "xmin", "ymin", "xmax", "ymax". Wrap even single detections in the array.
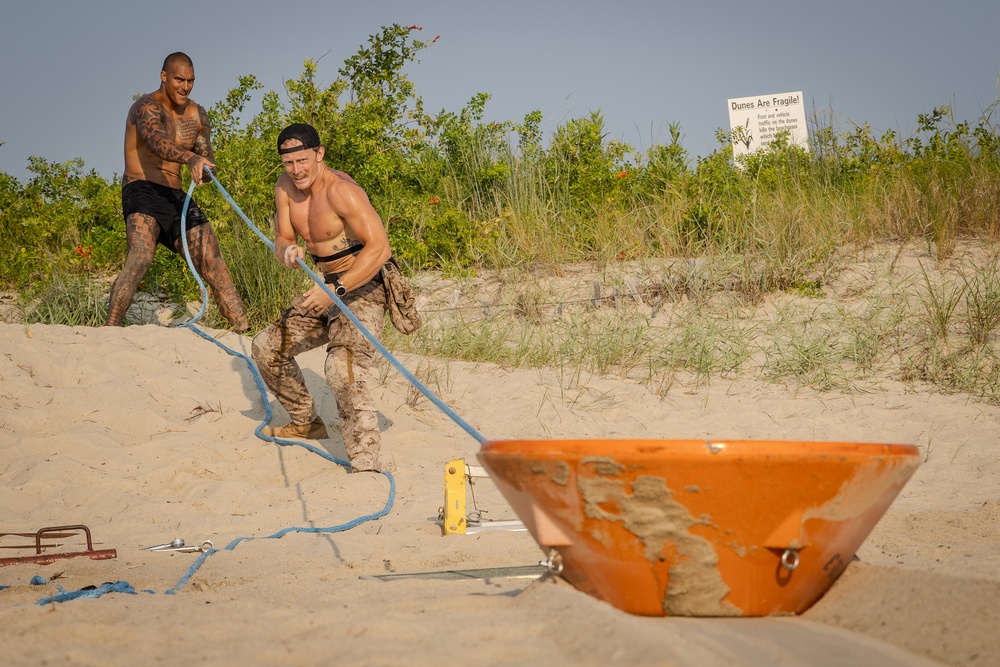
[{"xmin": 1, "ymin": 21, "xmax": 1000, "ymax": 414}]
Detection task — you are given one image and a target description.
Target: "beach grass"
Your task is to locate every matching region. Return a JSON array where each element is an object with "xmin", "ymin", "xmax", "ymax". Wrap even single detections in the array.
[
  {"xmin": 380, "ymin": 243, "xmax": 1000, "ymax": 405},
  {"xmin": 3, "ymin": 41, "xmax": 999, "ymax": 405}
]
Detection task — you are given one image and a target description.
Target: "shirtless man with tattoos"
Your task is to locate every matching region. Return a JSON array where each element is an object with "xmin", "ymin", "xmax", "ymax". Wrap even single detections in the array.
[
  {"xmin": 106, "ymin": 52, "xmax": 248, "ymax": 331},
  {"xmin": 251, "ymin": 123, "xmax": 392, "ymax": 473}
]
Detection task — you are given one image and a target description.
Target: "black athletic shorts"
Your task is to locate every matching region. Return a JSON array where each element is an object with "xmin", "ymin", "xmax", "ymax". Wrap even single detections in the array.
[{"xmin": 121, "ymin": 180, "xmax": 209, "ymax": 253}]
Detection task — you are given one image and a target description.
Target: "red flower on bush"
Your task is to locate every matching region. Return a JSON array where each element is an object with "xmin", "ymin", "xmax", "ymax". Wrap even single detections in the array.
[
  {"xmin": 428, "ymin": 196, "xmax": 441, "ymax": 205},
  {"xmin": 74, "ymin": 244, "xmax": 93, "ymax": 258},
  {"xmin": 616, "ymin": 169, "xmax": 628, "ymax": 179},
  {"xmin": 407, "ymin": 25, "xmax": 422, "ymax": 31}
]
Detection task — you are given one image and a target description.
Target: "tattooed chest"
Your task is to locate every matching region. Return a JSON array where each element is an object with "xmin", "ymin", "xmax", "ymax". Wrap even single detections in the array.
[{"xmin": 171, "ymin": 117, "xmax": 200, "ymax": 147}]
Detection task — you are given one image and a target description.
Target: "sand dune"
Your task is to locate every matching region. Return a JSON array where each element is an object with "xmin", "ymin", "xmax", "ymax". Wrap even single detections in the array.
[{"xmin": 1, "ymin": 320, "xmax": 997, "ymax": 666}]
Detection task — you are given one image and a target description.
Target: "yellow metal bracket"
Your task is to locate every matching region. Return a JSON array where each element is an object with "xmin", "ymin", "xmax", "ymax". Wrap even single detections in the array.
[
  {"xmin": 442, "ymin": 459, "xmax": 467, "ymax": 535},
  {"xmin": 440, "ymin": 459, "xmax": 526, "ymax": 536}
]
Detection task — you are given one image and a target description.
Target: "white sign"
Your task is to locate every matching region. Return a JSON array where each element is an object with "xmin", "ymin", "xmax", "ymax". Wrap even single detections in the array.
[{"xmin": 727, "ymin": 91, "xmax": 808, "ymax": 161}]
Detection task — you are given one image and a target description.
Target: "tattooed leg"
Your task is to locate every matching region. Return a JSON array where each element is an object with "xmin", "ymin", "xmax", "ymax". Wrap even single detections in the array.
[
  {"xmin": 106, "ymin": 213, "xmax": 159, "ymax": 326},
  {"xmin": 183, "ymin": 223, "xmax": 249, "ymax": 331}
]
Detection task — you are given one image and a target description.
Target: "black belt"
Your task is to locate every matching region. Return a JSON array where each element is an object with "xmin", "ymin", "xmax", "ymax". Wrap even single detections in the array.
[
  {"xmin": 311, "ymin": 243, "xmax": 363, "ymax": 265},
  {"xmin": 323, "ymin": 270, "xmax": 383, "ymax": 286}
]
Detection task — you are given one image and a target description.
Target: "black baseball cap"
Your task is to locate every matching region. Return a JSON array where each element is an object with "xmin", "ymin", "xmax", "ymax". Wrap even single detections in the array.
[{"xmin": 277, "ymin": 123, "xmax": 321, "ymax": 154}]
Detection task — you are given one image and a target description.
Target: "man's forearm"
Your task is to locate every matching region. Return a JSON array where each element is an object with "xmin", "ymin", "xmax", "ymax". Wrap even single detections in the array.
[
  {"xmin": 145, "ymin": 133, "xmax": 196, "ymax": 164},
  {"xmin": 135, "ymin": 113, "xmax": 195, "ymax": 164},
  {"xmin": 193, "ymin": 106, "xmax": 215, "ymax": 162},
  {"xmin": 274, "ymin": 237, "xmax": 296, "ymax": 265}
]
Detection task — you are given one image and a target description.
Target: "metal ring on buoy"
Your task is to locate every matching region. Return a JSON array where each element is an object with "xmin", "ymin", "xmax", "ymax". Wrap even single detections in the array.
[
  {"xmin": 781, "ymin": 548, "xmax": 800, "ymax": 571},
  {"xmin": 540, "ymin": 549, "xmax": 564, "ymax": 576}
]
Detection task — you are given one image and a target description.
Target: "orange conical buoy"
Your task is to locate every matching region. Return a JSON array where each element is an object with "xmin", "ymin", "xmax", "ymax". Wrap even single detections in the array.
[{"xmin": 478, "ymin": 438, "xmax": 920, "ymax": 617}]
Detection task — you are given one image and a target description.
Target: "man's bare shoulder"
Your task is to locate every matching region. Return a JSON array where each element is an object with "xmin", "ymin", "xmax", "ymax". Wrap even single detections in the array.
[
  {"xmin": 331, "ymin": 169, "xmax": 359, "ymax": 185},
  {"xmin": 181, "ymin": 97, "xmax": 207, "ymax": 121},
  {"xmin": 194, "ymin": 100, "xmax": 210, "ymax": 123},
  {"xmin": 127, "ymin": 93, "xmax": 163, "ymax": 124},
  {"xmin": 326, "ymin": 169, "xmax": 366, "ymax": 197}
]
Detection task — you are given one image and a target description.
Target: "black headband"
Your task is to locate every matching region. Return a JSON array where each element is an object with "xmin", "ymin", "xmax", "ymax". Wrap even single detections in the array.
[{"xmin": 278, "ymin": 142, "xmax": 319, "ymax": 156}]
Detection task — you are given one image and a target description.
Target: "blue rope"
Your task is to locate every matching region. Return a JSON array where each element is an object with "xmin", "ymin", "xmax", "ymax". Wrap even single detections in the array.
[
  {"xmin": 29, "ymin": 168, "xmax": 458, "ymax": 604},
  {"xmin": 154, "ymin": 176, "xmax": 412, "ymax": 595},
  {"xmin": 177, "ymin": 184, "xmax": 356, "ymax": 466},
  {"xmin": 201, "ymin": 170, "xmax": 488, "ymax": 445},
  {"xmin": 36, "ymin": 581, "xmax": 151, "ymax": 605}
]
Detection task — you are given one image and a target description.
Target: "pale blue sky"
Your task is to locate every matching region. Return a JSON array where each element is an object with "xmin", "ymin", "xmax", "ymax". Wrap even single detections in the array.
[{"xmin": 2, "ymin": 0, "xmax": 998, "ymax": 180}]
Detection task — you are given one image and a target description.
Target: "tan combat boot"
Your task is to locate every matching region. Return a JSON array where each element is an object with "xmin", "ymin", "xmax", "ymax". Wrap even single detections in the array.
[{"xmin": 263, "ymin": 416, "xmax": 328, "ymax": 440}]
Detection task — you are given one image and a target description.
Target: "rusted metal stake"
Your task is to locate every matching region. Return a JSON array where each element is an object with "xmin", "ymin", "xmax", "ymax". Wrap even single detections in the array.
[{"xmin": 0, "ymin": 524, "xmax": 117, "ymax": 567}]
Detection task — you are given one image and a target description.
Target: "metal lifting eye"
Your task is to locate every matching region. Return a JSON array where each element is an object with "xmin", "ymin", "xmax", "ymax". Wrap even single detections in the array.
[
  {"xmin": 540, "ymin": 548, "xmax": 564, "ymax": 576},
  {"xmin": 781, "ymin": 548, "xmax": 800, "ymax": 571}
]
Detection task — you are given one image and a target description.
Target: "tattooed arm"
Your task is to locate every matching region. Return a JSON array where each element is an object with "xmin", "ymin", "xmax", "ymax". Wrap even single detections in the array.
[{"xmin": 191, "ymin": 103, "xmax": 216, "ymax": 177}]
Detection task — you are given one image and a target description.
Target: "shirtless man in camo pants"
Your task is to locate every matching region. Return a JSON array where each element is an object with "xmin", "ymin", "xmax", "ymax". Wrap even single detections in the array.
[
  {"xmin": 251, "ymin": 123, "xmax": 392, "ymax": 473},
  {"xmin": 107, "ymin": 52, "xmax": 248, "ymax": 330}
]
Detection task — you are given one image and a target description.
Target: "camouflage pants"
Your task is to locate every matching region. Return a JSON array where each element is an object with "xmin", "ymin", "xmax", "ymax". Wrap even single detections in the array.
[{"xmin": 251, "ymin": 277, "xmax": 386, "ymax": 472}]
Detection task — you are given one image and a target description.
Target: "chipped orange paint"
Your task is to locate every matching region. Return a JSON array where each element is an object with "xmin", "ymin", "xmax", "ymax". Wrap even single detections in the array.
[{"xmin": 478, "ymin": 438, "xmax": 920, "ymax": 617}]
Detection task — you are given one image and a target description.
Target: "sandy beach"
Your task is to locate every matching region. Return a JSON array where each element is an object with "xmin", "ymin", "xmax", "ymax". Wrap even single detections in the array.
[{"xmin": 1, "ymin": 297, "xmax": 998, "ymax": 665}]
